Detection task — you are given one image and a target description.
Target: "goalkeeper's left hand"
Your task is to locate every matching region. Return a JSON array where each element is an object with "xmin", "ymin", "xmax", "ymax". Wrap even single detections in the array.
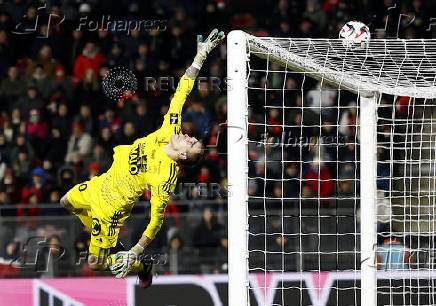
[
  {"xmin": 192, "ymin": 28, "xmax": 225, "ymax": 69},
  {"xmin": 110, "ymin": 244, "xmax": 144, "ymax": 279}
]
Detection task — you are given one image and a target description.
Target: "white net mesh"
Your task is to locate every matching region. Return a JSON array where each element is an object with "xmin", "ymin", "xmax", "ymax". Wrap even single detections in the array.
[
  {"xmin": 376, "ymin": 95, "xmax": 436, "ymax": 305},
  {"xmin": 248, "ymin": 36, "xmax": 436, "ymax": 99},
  {"xmin": 243, "ymin": 35, "xmax": 436, "ymax": 305}
]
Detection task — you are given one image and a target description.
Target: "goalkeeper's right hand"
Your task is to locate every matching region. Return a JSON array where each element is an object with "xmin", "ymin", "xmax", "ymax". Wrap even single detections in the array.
[{"xmin": 192, "ymin": 28, "xmax": 225, "ymax": 69}]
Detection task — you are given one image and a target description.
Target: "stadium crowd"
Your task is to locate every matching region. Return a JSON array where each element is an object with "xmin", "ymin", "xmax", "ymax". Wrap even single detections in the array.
[{"xmin": 0, "ymin": 0, "xmax": 434, "ymax": 277}]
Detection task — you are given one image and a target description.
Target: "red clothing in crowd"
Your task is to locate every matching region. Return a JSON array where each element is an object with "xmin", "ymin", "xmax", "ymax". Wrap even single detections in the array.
[
  {"xmin": 305, "ymin": 166, "xmax": 334, "ymax": 198},
  {"xmin": 73, "ymin": 53, "xmax": 106, "ymax": 80},
  {"xmin": 26, "ymin": 121, "xmax": 49, "ymax": 139},
  {"xmin": 267, "ymin": 117, "xmax": 282, "ymax": 136}
]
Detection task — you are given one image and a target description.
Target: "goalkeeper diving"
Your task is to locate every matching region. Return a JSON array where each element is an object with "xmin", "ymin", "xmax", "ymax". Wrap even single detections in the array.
[{"xmin": 60, "ymin": 29, "xmax": 225, "ymax": 287}]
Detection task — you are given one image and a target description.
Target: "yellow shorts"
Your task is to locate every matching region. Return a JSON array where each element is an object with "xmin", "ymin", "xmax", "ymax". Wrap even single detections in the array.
[{"xmin": 67, "ymin": 175, "xmax": 129, "ymax": 257}]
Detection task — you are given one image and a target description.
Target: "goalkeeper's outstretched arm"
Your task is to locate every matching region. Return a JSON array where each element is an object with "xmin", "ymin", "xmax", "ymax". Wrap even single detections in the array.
[{"xmin": 161, "ymin": 28, "xmax": 225, "ymax": 127}]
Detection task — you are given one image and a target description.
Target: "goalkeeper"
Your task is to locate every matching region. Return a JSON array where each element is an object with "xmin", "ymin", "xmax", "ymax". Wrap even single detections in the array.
[{"xmin": 60, "ymin": 29, "xmax": 225, "ymax": 287}]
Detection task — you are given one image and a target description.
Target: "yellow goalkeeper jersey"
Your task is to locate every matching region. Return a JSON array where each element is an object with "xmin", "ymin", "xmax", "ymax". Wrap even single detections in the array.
[{"xmin": 101, "ymin": 75, "xmax": 195, "ymax": 239}]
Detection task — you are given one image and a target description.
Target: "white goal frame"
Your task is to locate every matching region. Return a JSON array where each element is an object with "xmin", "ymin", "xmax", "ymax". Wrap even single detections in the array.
[{"xmin": 227, "ymin": 30, "xmax": 436, "ymax": 306}]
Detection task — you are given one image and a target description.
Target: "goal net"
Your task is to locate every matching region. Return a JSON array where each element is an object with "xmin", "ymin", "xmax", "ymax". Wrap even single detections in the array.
[{"xmin": 227, "ymin": 30, "xmax": 436, "ymax": 306}]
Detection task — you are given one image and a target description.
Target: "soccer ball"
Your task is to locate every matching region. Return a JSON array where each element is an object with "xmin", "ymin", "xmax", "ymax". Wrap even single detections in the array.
[{"xmin": 339, "ymin": 21, "xmax": 370, "ymax": 50}]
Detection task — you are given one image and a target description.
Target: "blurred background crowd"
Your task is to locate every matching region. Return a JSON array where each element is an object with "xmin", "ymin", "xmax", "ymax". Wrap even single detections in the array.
[{"xmin": 0, "ymin": 0, "xmax": 435, "ymax": 278}]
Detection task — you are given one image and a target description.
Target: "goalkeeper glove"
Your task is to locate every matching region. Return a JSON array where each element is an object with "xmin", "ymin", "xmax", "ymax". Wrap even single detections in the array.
[
  {"xmin": 192, "ymin": 28, "xmax": 225, "ymax": 69},
  {"xmin": 110, "ymin": 244, "xmax": 144, "ymax": 279}
]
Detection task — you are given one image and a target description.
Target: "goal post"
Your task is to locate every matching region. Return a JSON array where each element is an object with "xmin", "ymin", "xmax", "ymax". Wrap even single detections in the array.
[
  {"xmin": 359, "ymin": 95, "xmax": 378, "ymax": 306},
  {"xmin": 227, "ymin": 30, "xmax": 436, "ymax": 306},
  {"xmin": 227, "ymin": 30, "xmax": 249, "ymax": 306}
]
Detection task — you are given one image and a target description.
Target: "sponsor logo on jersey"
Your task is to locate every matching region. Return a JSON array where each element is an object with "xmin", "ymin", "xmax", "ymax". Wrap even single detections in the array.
[
  {"xmin": 170, "ymin": 113, "xmax": 178, "ymax": 124},
  {"xmin": 129, "ymin": 144, "xmax": 147, "ymax": 175},
  {"xmin": 108, "ymin": 212, "xmax": 122, "ymax": 236},
  {"xmin": 92, "ymin": 218, "xmax": 101, "ymax": 236}
]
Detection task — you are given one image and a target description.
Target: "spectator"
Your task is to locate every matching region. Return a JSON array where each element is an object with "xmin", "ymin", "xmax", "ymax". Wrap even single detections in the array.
[
  {"xmin": 192, "ymin": 207, "xmax": 225, "ymax": 273},
  {"xmin": 40, "ymin": 189, "xmax": 66, "ymax": 217},
  {"xmin": 121, "ymin": 28, "xmax": 143, "ymax": 59},
  {"xmin": 118, "ymin": 121, "xmax": 137, "ymax": 145},
  {"xmin": 167, "ymin": 25, "xmax": 190, "ymax": 68},
  {"xmin": 3, "ymin": 0, "xmax": 27, "ymax": 24},
  {"xmin": 98, "ymin": 127, "xmax": 117, "ymax": 156},
  {"xmin": 99, "ymin": 108, "xmax": 122, "ymax": 134},
  {"xmin": 44, "ymin": 128, "xmax": 67, "ymax": 168},
  {"xmin": 0, "ymin": 11, "xmax": 14, "ymax": 33},
  {"xmin": 339, "ymin": 102, "xmax": 358, "ymax": 139},
  {"xmin": 106, "ymin": 43, "xmax": 127, "ymax": 67},
  {"xmin": 73, "ymin": 231, "xmax": 90, "ymax": 272},
  {"xmin": 10, "ymin": 135, "xmax": 35, "ymax": 163},
  {"xmin": 73, "ymin": 42, "xmax": 106, "ymax": 81},
  {"xmin": 131, "ymin": 43, "xmax": 152, "ymax": 72},
  {"xmin": 305, "ymin": 81, "xmax": 337, "ymax": 117},
  {"xmin": 169, "ymin": 7, "xmax": 194, "ymax": 36},
  {"xmin": 14, "ymin": 86, "xmax": 44, "ymax": 118},
  {"xmin": 296, "ymin": 18, "xmax": 320, "ymax": 38},
  {"xmin": 283, "ymin": 163, "xmax": 300, "ymax": 198},
  {"xmin": 409, "ymin": 0, "xmax": 429, "ymax": 38},
  {"xmin": 11, "ymin": 148, "xmax": 32, "ymax": 186},
  {"xmin": 197, "ymin": 165, "xmax": 212, "ymax": 184},
  {"xmin": 26, "ymin": 108, "xmax": 49, "ymax": 143},
  {"xmin": 51, "ymin": 103, "xmax": 71, "ymax": 139},
  {"xmin": 127, "ymin": 102, "xmax": 154, "ymax": 136},
  {"xmin": 266, "ymin": 216, "xmax": 294, "ymax": 271},
  {"xmin": 267, "ymin": 108, "xmax": 282, "ymax": 137},
  {"xmin": 0, "ymin": 30, "xmax": 12, "ymax": 78},
  {"xmin": 1, "ymin": 169, "xmax": 20, "ymax": 203},
  {"xmin": 0, "ymin": 66, "xmax": 24, "ymax": 111},
  {"xmin": 165, "ymin": 235, "xmax": 191, "ymax": 275},
  {"xmin": 87, "ymin": 162, "xmax": 100, "ymax": 179},
  {"xmin": 74, "ymin": 104, "xmax": 94, "ymax": 135},
  {"xmin": 75, "ymin": 68, "xmax": 101, "ymax": 104},
  {"xmin": 41, "ymin": 159, "xmax": 56, "ymax": 185},
  {"xmin": 183, "ymin": 100, "xmax": 211, "ymax": 139},
  {"xmin": 36, "ymin": 235, "xmax": 71, "ymax": 277},
  {"xmin": 304, "ymin": 158, "xmax": 334, "ymax": 200},
  {"xmin": 57, "ymin": 166, "xmax": 76, "ymax": 195},
  {"xmin": 377, "ymin": 237, "xmax": 411, "ymax": 271},
  {"xmin": 21, "ymin": 167, "xmax": 50, "ymax": 202},
  {"xmin": 26, "ymin": 64, "xmax": 54, "ymax": 100},
  {"xmin": 3, "ymin": 109, "xmax": 24, "ymax": 142},
  {"xmin": 304, "ymin": 0, "xmax": 327, "ymax": 31},
  {"xmin": 66, "ymin": 30, "xmax": 85, "ymax": 71},
  {"xmin": 181, "ymin": 118, "xmax": 194, "ymax": 137},
  {"xmin": 65, "ymin": 123, "xmax": 92, "ymax": 162},
  {"xmin": 0, "ymin": 134, "xmax": 9, "ymax": 180},
  {"xmin": 89, "ymin": 144, "xmax": 111, "ymax": 173},
  {"xmin": 17, "ymin": 190, "xmax": 41, "ymax": 222},
  {"xmin": 1, "ymin": 240, "xmax": 19, "ymax": 260},
  {"xmin": 25, "ymin": 45, "xmax": 60, "ymax": 79},
  {"xmin": 96, "ymin": 28, "xmax": 112, "ymax": 57},
  {"xmin": 0, "ymin": 188, "xmax": 15, "ymax": 217},
  {"xmin": 0, "ymin": 241, "xmax": 20, "ymax": 278},
  {"xmin": 68, "ymin": 152, "xmax": 86, "ymax": 180},
  {"xmin": 53, "ymin": 66, "xmax": 73, "ymax": 102},
  {"xmin": 193, "ymin": 82, "xmax": 217, "ymax": 113},
  {"xmin": 8, "ymin": 108, "xmax": 26, "ymax": 141}
]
